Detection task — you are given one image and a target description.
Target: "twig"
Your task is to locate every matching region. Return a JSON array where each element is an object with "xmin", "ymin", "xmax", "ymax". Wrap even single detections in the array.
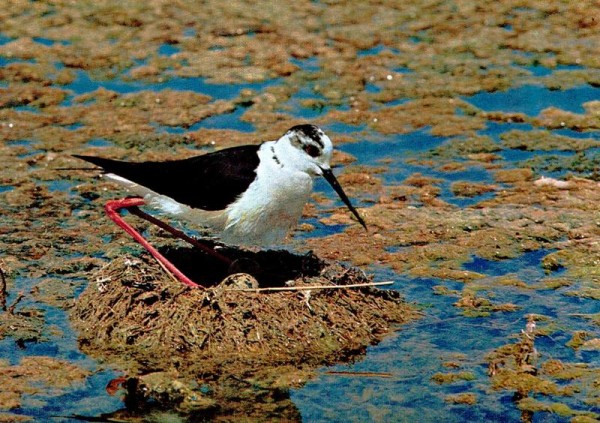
[
  {"xmin": 0, "ymin": 266, "xmax": 6, "ymax": 312},
  {"xmin": 325, "ymin": 371, "xmax": 394, "ymax": 378},
  {"xmin": 153, "ymin": 255, "xmax": 182, "ymax": 285},
  {"xmin": 7, "ymin": 292, "xmax": 25, "ymax": 315},
  {"xmin": 303, "ymin": 290, "xmax": 313, "ymax": 312},
  {"xmin": 227, "ymin": 280, "xmax": 394, "ymax": 292}
]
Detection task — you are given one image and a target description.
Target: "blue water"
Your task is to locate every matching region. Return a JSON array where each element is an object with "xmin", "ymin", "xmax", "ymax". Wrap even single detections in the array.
[
  {"xmin": 527, "ymin": 64, "xmax": 585, "ymax": 77},
  {"xmin": 290, "ymin": 56, "xmax": 321, "ymax": 72},
  {"xmin": 158, "ymin": 43, "xmax": 180, "ymax": 56},
  {"xmin": 0, "ymin": 304, "xmax": 123, "ymax": 419},
  {"xmin": 85, "ymin": 138, "xmax": 114, "ymax": 148},
  {"xmin": 339, "ymin": 129, "xmax": 446, "ymax": 164},
  {"xmin": 466, "ymin": 84, "xmax": 599, "ymax": 115},
  {"xmin": 332, "ymin": 129, "xmax": 503, "ymax": 207},
  {"xmin": 189, "ymin": 105, "xmax": 255, "ymax": 132},
  {"xmin": 291, "ymin": 250, "xmax": 597, "ymax": 422},
  {"xmin": 32, "ymin": 37, "xmax": 71, "ymax": 47},
  {"xmin": 463, "ymin": 249, "xmax": 554, "ymax": 277},
  {"xmin": 357, "ymin": 45, "xmax": 400, "ymax": 57},
  {"xmin": 62, "ymin": 69, "xmax": 281, "ymax": 104}
]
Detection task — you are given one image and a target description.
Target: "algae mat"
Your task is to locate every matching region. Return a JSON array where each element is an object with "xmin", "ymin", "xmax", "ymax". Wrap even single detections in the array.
[{"xmin": 1, "ymin": 0, "xmax": 599, "ymax": 421}]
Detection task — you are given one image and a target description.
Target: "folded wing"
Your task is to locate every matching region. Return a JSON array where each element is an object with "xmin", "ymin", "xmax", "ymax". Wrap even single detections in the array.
[{"xmin": 74, "ymin": 145, "xmax": 261, "ymax": 211}]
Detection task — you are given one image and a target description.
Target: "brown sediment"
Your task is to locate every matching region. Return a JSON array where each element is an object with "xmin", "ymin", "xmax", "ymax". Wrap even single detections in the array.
[
  {"xmin": 0, "ymin": 1, "xmax": 598, "ymax": 143},
  {"xmin": 493, "ymin": 168, "xmax": 534, "ymax": 183},
  {"xmin": 0, "ymin": 357, "xmax": 89, "ymax": 412},
  {"xmin": 0, "ymin": 84, "xmax": 68, "ymax": 108},
  {"xmin": 451, "ymin": 181, "xmax": 496, "ymax": 198},
  {"xmin": 534, "ymin": 102, "xmax": 600, "ymax": 132},
  {"xmin": 336, "ymin": 166, "xmax": 385, "ymax": 195},
  {"xmin": 444, "ymin": 393, "xmax": 477, "ymax": 405}
]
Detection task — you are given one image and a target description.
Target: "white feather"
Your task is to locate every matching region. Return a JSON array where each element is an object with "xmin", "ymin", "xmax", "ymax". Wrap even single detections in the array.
[{"xmin": 102, "ymin": 126, "xmax": 335, "ymax": 247}]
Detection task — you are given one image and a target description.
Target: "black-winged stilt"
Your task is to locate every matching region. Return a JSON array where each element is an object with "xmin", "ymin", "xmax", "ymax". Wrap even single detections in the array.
[{"xmin": 75, "ymin": 124, "xmax": 366, "ymax": 288}]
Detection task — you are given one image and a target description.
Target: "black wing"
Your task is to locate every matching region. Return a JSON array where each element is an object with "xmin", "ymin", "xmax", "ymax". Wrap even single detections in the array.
[{"xmin": 74, "ymin": 145, "xmax": 261, "ymax": 211}]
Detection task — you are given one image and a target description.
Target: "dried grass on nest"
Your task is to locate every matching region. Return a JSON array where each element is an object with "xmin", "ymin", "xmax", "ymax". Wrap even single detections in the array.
[{"xmin": 71, "ymin": 248, "xmax": 416, "ymax": 376}]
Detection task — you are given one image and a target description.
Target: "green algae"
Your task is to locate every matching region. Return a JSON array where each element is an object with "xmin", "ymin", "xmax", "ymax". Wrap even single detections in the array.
[
  {"xmin": 444, "ymin": 393, "xmax": 477, "ymax": 405},
  {"xmin": 566, "ymin": 331, "xmax": 593, "ymax": 350},
  {"xmin": 431, "ymin": 371, "xmax": 476, "ymax": 385},
  {"xmin": 534, "ymin": 101, "xmax": 600, "ymax": 132},
  {"xmin": 573, "ymin": 313, "xmax": 600, "ymax": 327},
  {"xmin": 454, "ymin": 292, "xmax": 520, "ymax": 317},
  {"xmin": 517, "ymin": 398, "xmax": 599, "ymax": 420},
  {"xmin": 534, "ymin": 277, "xmax": 574, "ymax": 290},
  {"xmin": 428, "ymin": 135, "xmax": 501, "ymax": 158},
  {"xmin": 500, "ymin": 129, "xmax": 600, "ymax": 152},
  {"xmin": 416, "ymin": 128, "xmax": 600, "ymax": 184},
  {"xmin": 485, "ymin": 317, "xmax": 600, "ymax": 422},
  {"xmin": 520, "ymin": 152, "xmax": 600, "ymax": 181},
  {"xmin": 0, "ymin": 306, "xmax": 45, "ymax": 343}
]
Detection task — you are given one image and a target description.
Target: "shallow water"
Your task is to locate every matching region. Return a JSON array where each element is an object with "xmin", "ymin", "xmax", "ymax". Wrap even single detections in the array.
[
  {"xmin": 1, "ymin": 2, "xmax": 599, "ymax": 421},
  {"xmin": 468, "ymin": 84, "xmax": 600, "ymax": 116},
  {"xmin": 5, "ymin": 74, "xmax": 597, "ymax": 420}
]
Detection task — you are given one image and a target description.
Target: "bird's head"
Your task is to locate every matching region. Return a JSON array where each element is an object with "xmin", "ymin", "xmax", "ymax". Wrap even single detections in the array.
[
  {"xmin": 276, "ymin": 124, "xmax": 333, "ymax": 176},
  {"xmin": 275, "ymin": 124, "xmax": 367, "ymax": 230}
]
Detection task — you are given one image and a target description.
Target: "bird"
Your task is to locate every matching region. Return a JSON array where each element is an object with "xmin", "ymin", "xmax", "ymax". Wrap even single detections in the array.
[{"xmin": 74, "ymin": 124, "xmax": 367, "ymax": 288}]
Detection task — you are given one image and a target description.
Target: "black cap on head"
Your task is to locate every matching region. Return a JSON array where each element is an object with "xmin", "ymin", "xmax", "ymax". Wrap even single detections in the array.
[{"xmin": 288, "ymin": 124, "xmax": 325, "ymax": 148}]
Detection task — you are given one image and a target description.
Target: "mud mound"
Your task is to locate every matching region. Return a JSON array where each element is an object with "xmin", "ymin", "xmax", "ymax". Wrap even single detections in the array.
[
  {"xmin": 72, "ymin": 247, "xmax": 414, "ymax": 370},
  {"xmin": 70, "ymin": 247, "xmax": 416, "ymax": 417}
]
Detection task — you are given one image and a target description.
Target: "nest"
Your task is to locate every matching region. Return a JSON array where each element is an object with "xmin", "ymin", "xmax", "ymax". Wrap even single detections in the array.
[{"xmin": 70, "ymin": 246, "xmax": 416, "ymax": 417}]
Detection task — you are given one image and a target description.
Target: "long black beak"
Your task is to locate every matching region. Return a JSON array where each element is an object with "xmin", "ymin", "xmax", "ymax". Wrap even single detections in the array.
[{"xmin": 320, "ymin": 167, "xmax": 368, "ymax": 231}]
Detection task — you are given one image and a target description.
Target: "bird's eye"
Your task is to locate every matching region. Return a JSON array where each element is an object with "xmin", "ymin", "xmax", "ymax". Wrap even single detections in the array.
[{"xmin": 303, "ymin": 144, "xmax": 321, "ymax": 158}]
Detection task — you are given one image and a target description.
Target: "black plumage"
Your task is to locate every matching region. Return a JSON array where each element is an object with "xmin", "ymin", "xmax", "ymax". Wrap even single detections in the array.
[
  {"xmin": 288, "ymin": 124, "xmax": 325, "ymax": 148},
  {"xmin": 74, "ymin": 145, "xmax": 261, "ymax": 211}
]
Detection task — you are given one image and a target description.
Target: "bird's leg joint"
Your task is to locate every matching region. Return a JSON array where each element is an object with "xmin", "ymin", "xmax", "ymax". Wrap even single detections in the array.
[{"xmin": 103, "ymin": 197, "xmax": 203, "ymax": 289}]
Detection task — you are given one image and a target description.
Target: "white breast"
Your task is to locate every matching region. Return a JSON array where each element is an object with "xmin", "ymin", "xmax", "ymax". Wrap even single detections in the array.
[
  {"xmin": 221, "ymin": 142, "xmax": 313, "ymax": 246},
  {"xmin": 102, "ymin": 143, "xmax": 315, "ymax": 247}
]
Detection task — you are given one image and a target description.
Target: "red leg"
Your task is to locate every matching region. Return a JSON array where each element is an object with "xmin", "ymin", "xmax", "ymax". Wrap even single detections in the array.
[
  {"xmin": 127, "ymin": 206, "xmax": 231, "ymax": 264},
  {"xmin": 105, "ymin": 198, "xmax": 221, "ymax": 288}
]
